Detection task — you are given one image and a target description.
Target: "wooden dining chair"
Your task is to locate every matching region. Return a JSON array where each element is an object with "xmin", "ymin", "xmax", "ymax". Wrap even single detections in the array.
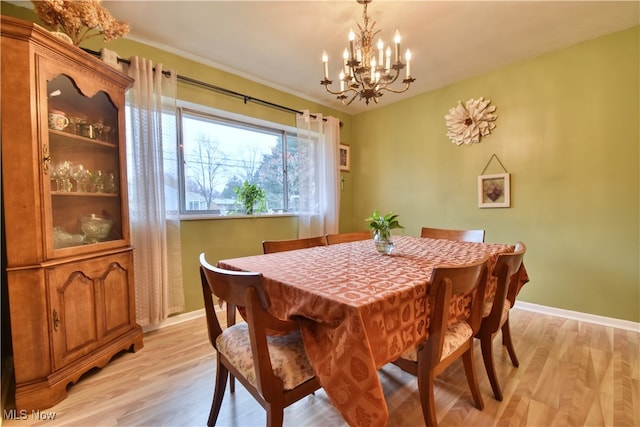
[
  {"xmin": 199, "ymin": 253, "xmax": 321, "ymax": 427},
  {"xmin": 475, "ymin": 241, "xmax": 527, "ymax": 401},
  {"xmin": 420, "ymin": 226, "xmax": 485, "ymax": 243},
  {"xmin": 325, "ymin": 230, "xmax": 371, "ymax": 244},
  {"xmin": 262, "ymin": 235, "xmax": 328, "ymax": 254},
  {"xmin": 392, "ymin": 255, "xmax": 489, "ymax": 427}
]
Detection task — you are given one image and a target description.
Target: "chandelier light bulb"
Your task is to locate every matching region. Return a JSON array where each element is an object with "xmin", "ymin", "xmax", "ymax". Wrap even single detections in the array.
[
  {"xmin": 385, "ymin": 46, "xmax": 391, "ymax": 72},
  {"xmin": 320, "ymin": 0, "xmax": 415, "ymax": 105},
  {"xmin": 322, "ymin": 50, "xmax": 329, "ymax": 79}
]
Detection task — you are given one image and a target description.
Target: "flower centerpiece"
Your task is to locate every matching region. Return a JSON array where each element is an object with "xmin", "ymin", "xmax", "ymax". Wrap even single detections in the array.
[
  {"xmin": 365, "ymin": 210, "xmax": 404, "ymax": 255},
  {"xmin": 32, "ymin": 0, "xmax": 130, "ymax": 46}
]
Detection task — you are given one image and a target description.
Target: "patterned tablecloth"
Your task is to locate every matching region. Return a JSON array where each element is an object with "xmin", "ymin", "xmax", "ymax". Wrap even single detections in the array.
[{"xmin": 218, "ymin": 236, "xmax": 518, "ymax": 427}]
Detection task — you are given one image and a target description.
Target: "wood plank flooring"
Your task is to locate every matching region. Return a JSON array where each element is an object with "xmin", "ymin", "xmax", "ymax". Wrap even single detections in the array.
[{"xmin": 3, "ymin": 308, "xmax": 638, "ymax": 426}]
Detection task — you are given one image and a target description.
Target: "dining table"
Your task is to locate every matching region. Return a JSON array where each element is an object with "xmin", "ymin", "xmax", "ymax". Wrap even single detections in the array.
[{"xmin": 218, "ymin": 235, "xmax": 528, "ymax": 427}]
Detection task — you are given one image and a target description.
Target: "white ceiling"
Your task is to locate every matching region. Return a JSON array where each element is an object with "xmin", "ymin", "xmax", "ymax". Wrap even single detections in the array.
[{"xmin": 11, "ymin": 1, "xmax": 640, "ymax": 114}]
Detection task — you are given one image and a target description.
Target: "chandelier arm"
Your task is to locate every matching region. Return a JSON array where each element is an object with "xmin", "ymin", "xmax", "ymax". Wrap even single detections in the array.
[
  {"xmin": 350, "ymin": 68, "xmax": 366, "ymax": 86},
  {"xmin": 322, "ymin": 84, "xmax": 358, "ymax": 96},
  {"xmin": 345, "ymin": 91, "xmax": 360, "ymax": 105},
  {"xmin": 378, "ymin": 69, "xmax": 402, "ymax": 88},
  {"xmin": 377, "ymin": 79, "xmax": 415, "ymax": 94}
]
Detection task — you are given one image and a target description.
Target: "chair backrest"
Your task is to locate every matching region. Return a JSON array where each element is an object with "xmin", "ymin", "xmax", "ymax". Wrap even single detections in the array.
[
  {"xmin": 262, "ymin": 235, "xmax": 328, "ymax": 254},
  {"xmin": 426, "ymin": 254, "xmax": 489, "ymax": 363},
  {"xmin": 487, "ymin": 242, "xmax": 526, "ymax": 325},
  {"xmin": 326, "ymin": 231, "xmax": 371, "ymax": 244},
  {"xmin": 420, "ymin": 227, "xmax": 485, "ymax": 243},
  {"xmin": 199, "ymin": 253, "xmax": 299, "ymax": 369}
]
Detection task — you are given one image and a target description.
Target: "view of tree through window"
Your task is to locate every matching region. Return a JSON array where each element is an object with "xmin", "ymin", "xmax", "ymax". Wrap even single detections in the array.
[{"xmin": 179, "ymin": 108, "xmax": 299, "ymax": 215}]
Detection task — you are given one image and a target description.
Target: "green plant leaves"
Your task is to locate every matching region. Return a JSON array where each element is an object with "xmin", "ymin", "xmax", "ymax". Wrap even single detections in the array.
[
  {"xmin": 364, "ymin": 210, "xmax": 404, "ymax": 236},
  {"xmin": 234, "ymin": 181, "xmax": 266, "ymax": 214}
]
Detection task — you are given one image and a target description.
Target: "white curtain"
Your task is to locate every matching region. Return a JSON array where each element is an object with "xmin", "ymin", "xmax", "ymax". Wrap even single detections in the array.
[
  {"xmin": 124, "ymin": 57, "xmax": 184, "ymax": 328},
  {"xmin": 295, "ymin": 110, "xmax": 340, "ymax": 237}
]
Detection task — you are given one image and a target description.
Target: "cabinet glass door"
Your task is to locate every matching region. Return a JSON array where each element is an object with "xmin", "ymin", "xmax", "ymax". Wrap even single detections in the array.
[{"xmin": 46, "ymin": 74, "xmax": 123, "ymax": 251}]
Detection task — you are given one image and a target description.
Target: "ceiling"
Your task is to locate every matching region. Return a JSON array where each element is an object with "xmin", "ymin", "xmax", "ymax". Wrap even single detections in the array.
[{"xmin": 11, "ymin": 1, "xmax": 640, "ymax": 114}]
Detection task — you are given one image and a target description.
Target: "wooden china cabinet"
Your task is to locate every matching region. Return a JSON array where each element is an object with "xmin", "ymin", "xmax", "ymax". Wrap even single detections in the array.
[{"xmin": 1, "ymin": 16, "xmax": 143, "ymax": 411}]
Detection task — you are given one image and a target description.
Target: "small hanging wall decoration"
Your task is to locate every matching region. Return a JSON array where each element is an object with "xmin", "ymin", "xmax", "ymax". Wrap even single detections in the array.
[
  {"xmin": 478, "ymin": 154, "xmax": 510, "ymax": 208},
  {"xmin": 445, "ymin": 97, "xmax": 497, "ymax": 145}
]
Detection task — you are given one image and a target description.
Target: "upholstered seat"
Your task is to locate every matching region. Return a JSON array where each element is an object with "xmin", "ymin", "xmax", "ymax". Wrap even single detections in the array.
[
  {"xmin": 400, "ymin": 321, "xmax": 473, "ymax": 362},
  {"xmin": 216, "ymin": 324, "xmax": 315, "ymax": 390}
]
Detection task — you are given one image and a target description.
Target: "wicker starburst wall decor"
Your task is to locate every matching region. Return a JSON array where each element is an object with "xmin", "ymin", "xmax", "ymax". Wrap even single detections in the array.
[
  {"xmin": 32, "ymin": 0, "xmax": 130, "ymax": 47},
  {"xmin": 445, "ymin": 97, "xmax": 497, "ymax": 145}
]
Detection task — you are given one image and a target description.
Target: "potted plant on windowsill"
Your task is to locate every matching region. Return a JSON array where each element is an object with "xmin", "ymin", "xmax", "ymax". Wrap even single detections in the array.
[
  {"xmin": 365, "ymin": 210, "xmax": 404, "ymax": 255},
  {"xmin": 234, "ymin": 181, "xmax": 266, "ymax": 215}
]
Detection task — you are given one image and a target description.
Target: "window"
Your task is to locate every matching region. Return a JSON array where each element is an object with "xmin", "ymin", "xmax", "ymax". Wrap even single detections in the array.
[{"xmin": 178, "ymin": 107, "xmax": 301, "ymax": 215}]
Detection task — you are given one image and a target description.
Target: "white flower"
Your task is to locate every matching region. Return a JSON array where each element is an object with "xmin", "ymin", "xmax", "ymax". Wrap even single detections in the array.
[{"xmin": 445, "ymin": 97, "xmax": 497, "ymax": 145}]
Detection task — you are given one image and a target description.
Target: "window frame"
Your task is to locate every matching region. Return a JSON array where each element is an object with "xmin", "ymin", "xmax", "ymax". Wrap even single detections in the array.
[{"xmin": 176, "ymin": 101, "xmax": 298, "ymax": 219}]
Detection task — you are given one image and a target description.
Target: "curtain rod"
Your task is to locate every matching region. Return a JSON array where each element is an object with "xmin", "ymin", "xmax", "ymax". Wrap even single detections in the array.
[{"xmin": 82, "ymin": 48, "xmax": 333, "ymax": 123}]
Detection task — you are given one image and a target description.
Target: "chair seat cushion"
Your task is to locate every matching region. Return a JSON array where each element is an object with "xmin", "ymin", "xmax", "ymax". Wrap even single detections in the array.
[
  {"xmin": 216, "ymin": 323, "xmax": 315, "ymax": 390},
  {"xmin": 482, "ymin": 297, "xmax": 511, "ymax": 323},
  {"xmin": 401, "ymin": 321, "xmax": 473, "ymax": 362}
]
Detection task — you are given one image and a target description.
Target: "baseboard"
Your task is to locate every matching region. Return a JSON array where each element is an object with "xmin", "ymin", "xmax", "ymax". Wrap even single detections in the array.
[
  {"xmin": 514, "ymin": 301, "xmax": 640, "ymax": 333},
  {"xmin": 143, "ymin": 303, "xmax": 639, "ymax": 334},
  {"xmin": 142, "ymin": 309, "xmax": 206, "ymax": 334}
]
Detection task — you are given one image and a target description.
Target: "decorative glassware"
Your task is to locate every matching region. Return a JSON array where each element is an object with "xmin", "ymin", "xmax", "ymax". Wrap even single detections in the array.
[
  {"xmin": 93, "ymin": 118, "xmax": 104, "ymax": 141},
  {"xmin": 71, "ymin": 163, "xmax": 91, "ymax": 192},
  {"xmin": 373, "ymin": 230, "xmax": 395, "ymax": 255},
  {"xmin": 54, "ymin": 161, "xmax": 73, "ymax": 192},
  {"xmin": 105, "ymin": 172, "xmax": 118, "ymax": 193},
  {"xmin": 68, "ymin": 115, "xmax": 86, "ymax": 135},
  {"xmin": 102, "ymin": 123, "xmax": 113, "ymax": 143},
  {"xmin": 50, "ymin": 162, "xmax": 62, "ymax": 191},
  {"xmin": 91, "ymin": 169, "xmax": 104, "ymax": 193},
  {"xmin": 80, "ymin": 214, "xmax": 114, "ymax": 243}
]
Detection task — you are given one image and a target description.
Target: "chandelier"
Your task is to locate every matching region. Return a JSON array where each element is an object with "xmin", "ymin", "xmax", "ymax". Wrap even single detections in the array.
[{"xmin": 321, "ymin": 0, "xmax": 415, "ymax": 105}]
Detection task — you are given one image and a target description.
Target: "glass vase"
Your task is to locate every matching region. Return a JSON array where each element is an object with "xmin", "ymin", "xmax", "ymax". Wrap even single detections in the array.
[{"xmin": 373, "ymin": 230, "xmax": 395, "ymax": 255}]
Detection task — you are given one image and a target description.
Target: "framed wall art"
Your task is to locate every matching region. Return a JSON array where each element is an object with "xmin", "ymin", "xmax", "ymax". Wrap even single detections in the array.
[
  {"xmin": 478, "ymin": 173, "xmax": 510, "ymax": 208},
  {"xmin": 339, "ymin": 144, "xmax": 351, "ymax": 172}
]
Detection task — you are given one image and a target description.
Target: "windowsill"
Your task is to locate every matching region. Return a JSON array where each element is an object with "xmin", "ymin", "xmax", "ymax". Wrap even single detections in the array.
[{"xmin": 178, "ymin": 212, "xmax": 298, "ymax": 221}]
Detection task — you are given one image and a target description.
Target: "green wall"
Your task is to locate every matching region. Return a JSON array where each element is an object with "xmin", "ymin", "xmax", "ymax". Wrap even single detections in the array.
[
  {"xmin": 351, "ymin": 26, "xmax": 639, "ymax": 322},
  {"xmin": 2, "ymin": 2, "xmax": 638, "ymax": 322}
]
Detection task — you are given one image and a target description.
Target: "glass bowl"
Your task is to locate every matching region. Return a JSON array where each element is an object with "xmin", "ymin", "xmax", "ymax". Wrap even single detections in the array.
[{"xmin": 81, "ymin": 214, "xmax": 114, "ymax": 243}]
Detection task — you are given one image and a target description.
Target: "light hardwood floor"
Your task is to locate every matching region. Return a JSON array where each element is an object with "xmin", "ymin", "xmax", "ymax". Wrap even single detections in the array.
[{"xmin": 3, "ymin": 308, "xmax": 639, "ymax": 426}]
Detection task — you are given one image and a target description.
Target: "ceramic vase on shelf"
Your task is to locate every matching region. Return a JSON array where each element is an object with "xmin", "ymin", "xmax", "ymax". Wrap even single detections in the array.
[
  {"xmin": 49, "ymin": 31, "xmax": 73, "ymax": 44},
  {"xmin": 373, "ymin": 230, "xmax": 395, "ymax": 255}
]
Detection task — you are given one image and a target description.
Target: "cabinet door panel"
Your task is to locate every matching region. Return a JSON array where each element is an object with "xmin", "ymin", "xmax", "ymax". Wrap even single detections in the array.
[
  {"xmin": 101, "ymin": 256, "xmax": 134, "ymax": 336},
  {"xmin": 48, "ymin": 266, "xmax": 100, "ymax": 370},
  {"xmin": 57, "ymin": 271, "xmax": 99, "ymax": 351}
]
